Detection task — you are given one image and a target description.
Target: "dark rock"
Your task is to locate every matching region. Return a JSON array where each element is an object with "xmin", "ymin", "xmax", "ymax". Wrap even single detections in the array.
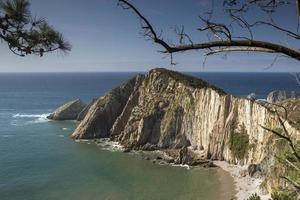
[
  {"xmin": 156, "ymin": 156, "xmax": 163, "ymax": 160},
  {"xmin": 123, "ymin": 148, "xmax": 131, "ymax": 153},
  {"xmin": 248, "ymin": 164, "xmax": 261, "ymax": 177},
  {"xmin": 202, "ymin": 161, "xmax": 217, "ymax": 168},
  {"xmin": 141, "ymin": 143, "xmax": 157, "ymax": 151}
]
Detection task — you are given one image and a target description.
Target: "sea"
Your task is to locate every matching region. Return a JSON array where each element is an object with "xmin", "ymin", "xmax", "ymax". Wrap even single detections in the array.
[{"xmin": 0, "ymin": 72, "xmax": 299, "ymax": 200}]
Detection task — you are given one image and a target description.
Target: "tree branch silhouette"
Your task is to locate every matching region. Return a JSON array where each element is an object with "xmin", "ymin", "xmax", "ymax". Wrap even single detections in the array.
[{"xmin": 0, "ymin": 0, "xmax": 71, "ymax": 57}]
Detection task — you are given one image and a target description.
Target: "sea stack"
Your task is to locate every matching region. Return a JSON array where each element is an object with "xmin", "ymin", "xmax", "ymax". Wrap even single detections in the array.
[{"xmin": 47, "ymin": 99, "xmax": 86, "ymax": 120}]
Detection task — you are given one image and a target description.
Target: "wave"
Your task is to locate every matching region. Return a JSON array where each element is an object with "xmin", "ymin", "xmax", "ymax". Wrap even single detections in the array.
[
  {"xmin": 12, "ymin": 113, "xmax": 50, "ymax": 118},
  {"xmin": 11, "ymin": 113, "xmax": 50, "ymax": 125}
]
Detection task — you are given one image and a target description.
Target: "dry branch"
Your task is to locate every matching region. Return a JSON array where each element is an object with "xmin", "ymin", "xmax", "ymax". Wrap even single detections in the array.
[{"xmin": 118, "ymin": 0, "xmax": 300, "ymax": 62}]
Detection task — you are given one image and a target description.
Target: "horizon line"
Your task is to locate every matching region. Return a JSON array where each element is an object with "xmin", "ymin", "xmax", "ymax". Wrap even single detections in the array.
[{"xmin": 0, "ymin": 71, "xmax": 299, "ymax": 73}]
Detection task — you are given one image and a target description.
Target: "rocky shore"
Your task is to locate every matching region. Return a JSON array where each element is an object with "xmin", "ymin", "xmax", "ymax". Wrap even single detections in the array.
[{"xmin": 49, "ymin": 68, "xmax": 300, "ymax": 199}]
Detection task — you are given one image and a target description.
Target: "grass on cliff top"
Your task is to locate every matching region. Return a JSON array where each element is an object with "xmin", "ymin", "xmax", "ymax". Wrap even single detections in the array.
[{"xmin": 151, "ymin": 68, "xmax": 227, "ymax": 95}]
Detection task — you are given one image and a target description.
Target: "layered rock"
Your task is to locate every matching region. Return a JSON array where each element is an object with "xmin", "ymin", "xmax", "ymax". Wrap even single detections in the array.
[
  {"xmin": 109, "ymin": 69, "xmax": 300, "ymax": 165},
  {"xmin": 267, "ymin": 90, "xmax": 300, "ymax": 103},
  {"xmin": 47, "ymin": 99, "xmax": 86, "ymax": 120},
  {"xmin": 71, "ymin": 74, "xmax": 144, "ymax": 139},
  {"xmin": 73, "ymin": 68, "xmax": 300, "ymax": 165},
  {"xmin": 77, "ymin": 98, "xmax": 97, "ymax": 121}
]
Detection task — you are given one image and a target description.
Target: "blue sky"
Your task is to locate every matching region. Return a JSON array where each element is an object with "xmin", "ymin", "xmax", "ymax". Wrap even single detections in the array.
[{"xmin": 0, "ymin": 0, "xmax": 299, "ymax": 72}]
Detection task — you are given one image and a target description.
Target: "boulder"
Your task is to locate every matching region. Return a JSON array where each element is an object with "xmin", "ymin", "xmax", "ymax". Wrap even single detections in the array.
[
  {"xmin": 267, "ymin": 90, "xmax": 300, "ymax": 103},
  {"xmin": 47, "ymin": 99, "xmax": 86, "ymax": 120}
]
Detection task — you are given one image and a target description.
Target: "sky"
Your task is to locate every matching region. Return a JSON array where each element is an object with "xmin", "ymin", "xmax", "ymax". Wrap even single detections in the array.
[{"xmin": 0, "ymin": 0, "xmax": 299, "ymax": 72}]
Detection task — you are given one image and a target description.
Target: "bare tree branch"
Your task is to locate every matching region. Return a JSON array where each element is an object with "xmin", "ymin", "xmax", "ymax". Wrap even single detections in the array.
[
  {"xmin": 119, "ymin": 0, "xmax": 300, "ymax": 62},
  {"xmin": 204, "ymin": 46, "xmax": 276, "ymax": 56},
  {"xmin": 281, "ymin": 176, "xmax": 300, "ymax": 190}
]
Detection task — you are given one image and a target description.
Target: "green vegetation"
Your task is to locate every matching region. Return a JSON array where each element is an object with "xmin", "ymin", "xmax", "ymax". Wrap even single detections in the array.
[
  {"xmin": 267, "ymin": 131, "xmax": 300, "ymax": 200},
  {"xmin": 229, "ymin": 123, "xmax": 249, "ymax": 160},
  {"xmin": 271, "ymin": 190, "xmax": 298, "ymax": 200},
  {"xmin": 246, "ymin": 193, "xmax": 261, "ymax": 200},
  {"xmin": 0, "ymin": 0, "xmax": 70, "ymax": 56}
]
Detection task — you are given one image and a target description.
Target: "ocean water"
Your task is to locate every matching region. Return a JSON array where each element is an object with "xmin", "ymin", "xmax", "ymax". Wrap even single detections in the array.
[{"xmin": 0, "ymin": 72, "xmax": 299, "ymax": 200}]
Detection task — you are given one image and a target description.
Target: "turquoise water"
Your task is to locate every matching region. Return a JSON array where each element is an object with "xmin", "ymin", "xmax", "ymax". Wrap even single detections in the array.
[
  {"xmin": 0, "ymin": 72, "xmax": 298, "ymax": 200},
  {"xmin": 0, "ymin": 117, "xmax": 223, "ymax": 200}
]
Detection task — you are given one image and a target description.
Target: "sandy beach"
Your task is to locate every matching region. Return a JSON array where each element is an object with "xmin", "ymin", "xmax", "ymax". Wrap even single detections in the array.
[{"xmin": 214, "ymin": 161, "xmax": 271, "ymax": 200}]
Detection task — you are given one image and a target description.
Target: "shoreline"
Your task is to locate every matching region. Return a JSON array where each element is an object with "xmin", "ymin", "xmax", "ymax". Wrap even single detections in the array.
[
  {"xmin": 214, "ymin": 161, "xmax": 271, "ymax": 200},
  {"xmin": 79, "ymin": 139, "xmax": 270, "ymax": 200},
  {"xmin": 216, "ymin": 167, "xmax": 237, "ymax": 200}
]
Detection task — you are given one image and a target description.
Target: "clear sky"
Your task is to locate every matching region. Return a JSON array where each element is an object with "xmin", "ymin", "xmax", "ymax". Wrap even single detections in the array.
[{"xmin": 0, "ymin": 0, "xmax": 299, "ymax": 72}]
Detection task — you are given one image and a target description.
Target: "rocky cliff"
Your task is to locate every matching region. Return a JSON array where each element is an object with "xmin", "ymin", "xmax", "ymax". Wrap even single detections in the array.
[
  {"xmin": 72, "ymin": 68, "xmax": 299, "ymax": 163},
  {"xmin": 70, "ymin": 68, "xmax": 300, "ymax": 193},
  {"xmin": 71, "ymin": 75, "xmax": 144, "ymax": 139}
]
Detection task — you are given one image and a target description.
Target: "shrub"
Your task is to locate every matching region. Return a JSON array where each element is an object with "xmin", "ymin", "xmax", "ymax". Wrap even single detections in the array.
[
  {"xmin": 271, "ymin": 190, "xmax": 297, "ymax": 200},
  {"xmin": 247, "ymin": 193, "xmax": 261, "ymax": 200},
  {"xmin": 229, "ymin": 123, "xmax": 249, "ymax": 159}
]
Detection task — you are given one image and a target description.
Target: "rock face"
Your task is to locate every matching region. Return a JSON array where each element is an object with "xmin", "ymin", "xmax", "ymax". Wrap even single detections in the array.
[
  {"xmin": 71, "ymin": 68, "xmax": 300, "ymax": 193},
  {"xmin": 77, "ymin": 98, "xmax": 97, "ymax": 121},
  {"xmin": 267, "ymin": 90, "xmax": 300, "ymax": 103},
  {"xmin": 47, "ymin": 99, "xmax": 86, "ymax": 120},
  {"xmin": 71, "ymin": 75, "xmax": 144, "ymax": 139},
  {"xmin": 74, "ymin": 69, "xmax": 300, "ymax": 163}
]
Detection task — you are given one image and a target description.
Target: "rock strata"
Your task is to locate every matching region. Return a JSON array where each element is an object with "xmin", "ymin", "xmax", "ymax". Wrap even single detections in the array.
[
  {"xmin": 71, "ymin": 75, "xmax": 144, "ymax": 139},
  {"xmin": 70, "ymin": 68, "xmax": 300, "ymax": 193},
  {"xmin": 73, "ymin": 69, "xmax": 300, "ymax": 161},
  {"xmin": 47, "ymin": 99, "xmax": 86, "ymax": 120},
  {"xmin": 77, "ymin": 98, "xmax": 97, "ymax": 121}
]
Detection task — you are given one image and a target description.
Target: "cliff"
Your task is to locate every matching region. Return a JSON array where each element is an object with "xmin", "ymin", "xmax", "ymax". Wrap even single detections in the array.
[
  {"xmin": 70, "ymin": 68, "xmax": 300, "ymax": 193},
  {"xmin": 71, "ymin": 75, "xmax": 144, "ymax": 139},
  {"xmin": 73, "ymin": 69, "xmax": 300, "ymax": 161}
]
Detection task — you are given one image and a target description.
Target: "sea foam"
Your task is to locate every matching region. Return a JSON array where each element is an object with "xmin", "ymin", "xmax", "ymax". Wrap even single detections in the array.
[{"xmin": 11, "ymin": 113, "xmax": 51, "ymax": 125}]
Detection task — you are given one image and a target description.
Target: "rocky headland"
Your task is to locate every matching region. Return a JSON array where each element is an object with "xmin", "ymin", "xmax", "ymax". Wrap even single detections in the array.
[{"xmin": 50, "ymin": 68, "xmax": 300, "ymax": 199}]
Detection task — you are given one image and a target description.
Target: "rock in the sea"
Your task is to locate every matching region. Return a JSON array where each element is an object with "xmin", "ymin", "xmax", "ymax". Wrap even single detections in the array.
[
  {"xmin": 71, "ymin": 74, "xmax": 144, "ymax": 139},
  {"xmin": 267, "ymin": 90, "xmax": 300, "ymax": 103},
  {"xmin": 47, "ymin": 99, "xmax": 86, "ymax": 120}
]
